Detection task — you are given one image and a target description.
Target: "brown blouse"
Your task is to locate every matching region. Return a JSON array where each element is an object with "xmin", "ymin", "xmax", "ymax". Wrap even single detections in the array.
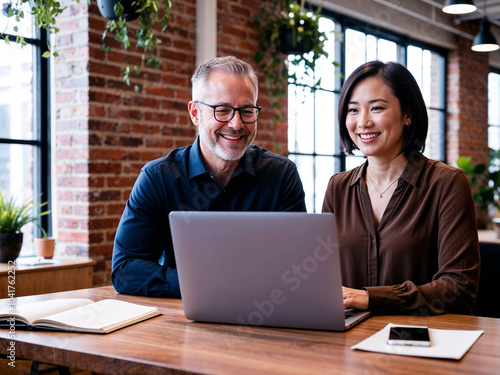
[{"xmin": 322, "ymin": 154, "xmax": 480, "ymax": 315}]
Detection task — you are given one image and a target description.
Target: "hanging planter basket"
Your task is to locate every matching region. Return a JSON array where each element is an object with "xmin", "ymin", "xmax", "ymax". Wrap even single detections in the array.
[
  {"xmin": 279, "ymin": 27, "xmax": 309, "ymax": 55},
  {"xmin": 97, "ymin": 0, "xmax": 140, "ymax": 21}
]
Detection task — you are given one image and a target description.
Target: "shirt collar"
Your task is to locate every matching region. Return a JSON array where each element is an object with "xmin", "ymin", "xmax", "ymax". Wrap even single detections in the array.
[
  {"xmin": 349, "ymin": 152, "xmax": 427, "ymax": 188},
  {"xmin": 188, "ymin": 137, "xmax": 210, "ymax": 179},
  {"xmin": 400, "ymin": 153, "xmax": 427, "ymax": 186},
  {"xmin": 188, "ymin": 137, "xmax": 256, "ymax": 180}
]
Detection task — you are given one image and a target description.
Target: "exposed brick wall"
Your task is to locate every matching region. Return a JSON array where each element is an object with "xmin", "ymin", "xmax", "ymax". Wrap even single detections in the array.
[
  {"xmin": 55, "ymin": 0, "xmax": 91, "ymax": 260},
  {"xmin": 447, "ymin": 35, "xmax": 490, "ymax": 166},
  {"xmin": 54, "ymin": 0, "xmax": 286, "ymax": 286}
]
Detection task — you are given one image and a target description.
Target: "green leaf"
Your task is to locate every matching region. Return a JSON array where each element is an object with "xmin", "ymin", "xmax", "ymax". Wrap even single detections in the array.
[
  {"xmin": 147, "ymin": 58, "xmax": 161, "ymax": 68},
  {"xmin": 108, "ymin": 21, "xmax": 117, "ymax": 32},
  {"xmin": 473, "ymin": 163, "xmax": 487, "ymax": 175},
  {"xmin": 42, "ymin": 51, "xmax": 51, "ymax": 58},
  {"xmin": 115, "ymin": 2, "xmax": 124, "ymax": 16},
  {"xmin": 456, "ymin": 156, "xmax": 472, "ymax": 173}
]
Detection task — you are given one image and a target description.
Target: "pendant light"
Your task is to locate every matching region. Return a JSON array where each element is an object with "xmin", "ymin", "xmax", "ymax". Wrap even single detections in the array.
[
  {"xmin": 442, "ymin": 0, "xmax": 477, "ymax": 14},
  {"xmin": 471, "ymin": 0, "xmax": 500, "ymax": 52},
  {"xmin": 472, "ymin": 19, "xmax": 500, "ymax": 51}
]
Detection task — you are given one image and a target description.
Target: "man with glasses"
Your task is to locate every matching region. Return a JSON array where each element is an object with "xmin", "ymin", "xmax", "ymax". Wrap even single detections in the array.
[{"xmin": 112, "ymin": 55, "xmax": 306, "ymax": 297}]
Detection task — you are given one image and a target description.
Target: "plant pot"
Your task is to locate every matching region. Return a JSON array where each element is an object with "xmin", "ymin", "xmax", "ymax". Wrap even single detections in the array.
[
  {"xmin": 34, "ymin": 238, "xmax": 56, "ymax": 259},
  {"xmin": 96, "ymin": 0, "xmax": 140, "ymax": 21},
  {"xmin": 279, "ymin": 28, "xmax": 308, "ymax": 55},
  {"xmin": 0, "ymin": 232, "xmax": 23, "ymax": 263}
]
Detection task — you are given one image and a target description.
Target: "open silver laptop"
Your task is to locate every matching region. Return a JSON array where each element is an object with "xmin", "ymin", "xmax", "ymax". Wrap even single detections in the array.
[{"xmin": 169, "ymin": 211, "xmax": 371, "ymax": 331}]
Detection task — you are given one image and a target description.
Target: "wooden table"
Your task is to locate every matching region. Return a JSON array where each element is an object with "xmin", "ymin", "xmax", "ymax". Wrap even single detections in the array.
[
  {"xmin": 0, "ymin": 257, "xmax": 95, "ymax": 298},
  {"xmin": 0, "ymin": 286, "xmax": 499, "ymax": 374}
]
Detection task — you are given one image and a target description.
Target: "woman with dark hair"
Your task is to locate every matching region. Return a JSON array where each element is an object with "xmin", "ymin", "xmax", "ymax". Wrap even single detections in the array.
[{"xmin": 323, "ymin": 61, "xmax": 480, "ymax": 315}]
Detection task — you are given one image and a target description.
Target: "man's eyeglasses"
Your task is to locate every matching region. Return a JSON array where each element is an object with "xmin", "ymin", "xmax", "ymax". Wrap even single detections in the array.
[{"xmin": 195, "ymin": 101, "xmax": 262, "ymax": 124}]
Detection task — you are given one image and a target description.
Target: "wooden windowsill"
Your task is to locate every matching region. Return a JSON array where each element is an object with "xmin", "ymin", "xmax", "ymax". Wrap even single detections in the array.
[
  {"xmin": 0, "ymin": 257, "xmax": 95, "ymax": 298},
  {"xmin": 0, "ymin": 257, "xmax": 96, "ymax": 275}
]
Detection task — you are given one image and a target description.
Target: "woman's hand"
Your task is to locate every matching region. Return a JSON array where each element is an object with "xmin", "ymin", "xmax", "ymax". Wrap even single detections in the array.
[{"xmin": 342, "ymin": 286, "xmax": 369, "ymax": 310}]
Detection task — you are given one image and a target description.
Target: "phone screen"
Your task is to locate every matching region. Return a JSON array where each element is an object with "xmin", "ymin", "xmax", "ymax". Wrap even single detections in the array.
[{"xmin": 387, "ymin": 326, "xmax": 431, "ymax": 347}]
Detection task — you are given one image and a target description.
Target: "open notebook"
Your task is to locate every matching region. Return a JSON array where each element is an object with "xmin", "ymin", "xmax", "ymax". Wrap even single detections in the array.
[
  {"xmin": 0, "ymin": 298, "xmax": 161, "ymax": 333},
  {"xmin": 169, "ymin": 211, "xmax": 370, "ymax": 331}
]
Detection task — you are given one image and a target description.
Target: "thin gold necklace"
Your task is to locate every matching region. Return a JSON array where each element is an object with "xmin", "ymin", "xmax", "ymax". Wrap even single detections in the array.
[{"xmin": 367, "ymin": 173, "xmax": 399, "ymax": 198}]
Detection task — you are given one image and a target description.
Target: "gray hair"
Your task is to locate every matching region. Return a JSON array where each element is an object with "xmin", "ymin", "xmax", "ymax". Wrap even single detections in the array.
[{"xmin": 191, "ymin": 56, "xmax": 259, "ymax": 101}]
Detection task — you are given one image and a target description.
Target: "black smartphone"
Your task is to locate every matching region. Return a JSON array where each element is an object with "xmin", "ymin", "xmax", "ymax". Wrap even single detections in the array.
[{"xmin": 387, "ymin": 326, "xmax": 431, "ymax": 347}]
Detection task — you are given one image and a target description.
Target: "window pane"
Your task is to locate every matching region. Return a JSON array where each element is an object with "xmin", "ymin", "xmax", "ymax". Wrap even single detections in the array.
[
  {"xmin": 288, "ymin": 85, "xmax": 314, "ymax": 154},
  {"xmin": 489, "ymin": 72, "xmax": 500, "ymax": 127},
  {"xmin": 366, "ymin": 35, "xmax": 377, "ymax": 61},
  {"xmin": 0, "ymin": 42, "xmax": 34, "ymax": 140},
  {"xmin": 0, "ymin": 2, "xmax": 34, "ymax": 38},
  {"xmin": 289, "ymin": 154, "xmax": 314, "ymax": 212},
  {"xmin": 408, "ymin": 46, "xmax": 423, "ymax": 88},
  {"xmin": 315, "ymin": 156, "xmax": 336, "ymax": 213},
  {"xmin": 0, "ymin": 144, "xmax": 36, "ymax": 256},
  {"xmin": 316, "ymin": 17, "xmax": 338, "ymax": 91},
  {"xmin": 426, "ymin": 109, "xmax": 445, "ymax": 160},
  {"xmin": 408, "ymin": 46, "xmax": 445, "ymax": 110},
  {"xmin": 288, "ymin": 53, "xmax": 315, "ymax": 87},
  {"xmin": 489, "ymin": 125, "xmax": 500, "ymax": 151},
  {"xmin": 315, "ymin": 90, "xmax": 336, "ymax": 155},
  {"xmin": 345, "ymin": 29, "xmax": 366, "ymax": 78},
  {"xmin": 346, "ymin": 154, "xmax": 366, "ymax": 171},
  {"xmin": 377, "ymin": 39, "xmax": 397, "ymax": 61}
]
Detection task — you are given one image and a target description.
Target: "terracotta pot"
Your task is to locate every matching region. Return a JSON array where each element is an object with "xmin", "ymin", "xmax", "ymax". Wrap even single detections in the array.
[
  {"xmin": 0, "ymin": 232, "xmax": 23, "ymax": 263},
  {"xmin": 34, "ymin": 238, "xmax": 55, "ymax": 259}
]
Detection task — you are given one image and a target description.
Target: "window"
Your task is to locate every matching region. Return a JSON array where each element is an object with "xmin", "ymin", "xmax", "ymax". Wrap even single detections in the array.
[
  {"xmin": 288, "ymin": 13, "xmax": 446, "ymax": 212},
  {"xmin": 489, "ymin": 71, "xmax": 500, "ymax": 152},
  {"xmin": 0, "ymin": 9, "xmax": 51, "ymax": 255}
]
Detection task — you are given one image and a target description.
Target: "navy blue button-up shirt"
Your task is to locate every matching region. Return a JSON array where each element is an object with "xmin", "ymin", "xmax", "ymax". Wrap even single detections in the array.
[{"xmin": 111, "ymin": 137, "xmax": 306, "ymax": 297}]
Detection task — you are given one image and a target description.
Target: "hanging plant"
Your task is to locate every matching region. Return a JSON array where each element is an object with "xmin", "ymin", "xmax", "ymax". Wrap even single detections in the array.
[
  {"xmin": 254, "ymin": 0, "xmax": 341, "ymax": 122},
  {"xmin": 0, "ymin": 0, "xmax": 172, "ymax": 91},
  {"xmin": 1, "ymin": 0, "xmax": 65, "ymax": 56},
  {"xmin": 100, "ymin": 0, "xmax": 172, "ymax": 91}
]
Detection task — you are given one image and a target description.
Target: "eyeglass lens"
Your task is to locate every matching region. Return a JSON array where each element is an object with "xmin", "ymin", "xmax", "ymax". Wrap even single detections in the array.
[{"xmin": 214, "ymin": 106, "xmax": 260, "ymax": 123}]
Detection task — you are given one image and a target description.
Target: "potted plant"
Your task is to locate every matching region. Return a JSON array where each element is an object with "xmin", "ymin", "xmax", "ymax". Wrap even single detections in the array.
[
  {"xmin": 1, "ymin": 0, "xmax": 172, "ymax": 91},
  {"xmin": 34, "ymin": 234, "xmax": 56, "ymax": 259},
  {"xmin": 0, "ymin": 190, "xmax": 50, "ymax": 262},
  {"xmin": 254, "ymin": 0, "xmax": 340, "ymax": 122},
  {"xmin": 457, "ymin": 151, "xmax": 500, "ymax": 229}
]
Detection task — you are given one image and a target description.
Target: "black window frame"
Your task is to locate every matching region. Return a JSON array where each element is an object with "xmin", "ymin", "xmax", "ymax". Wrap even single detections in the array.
[
  {"xmin": 288, "ymin": 9, "xmax": 447, "ymax": 212},
  {"xmin": 0, "ymin": 27, "xmax": 52, "ymax": 240}
]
